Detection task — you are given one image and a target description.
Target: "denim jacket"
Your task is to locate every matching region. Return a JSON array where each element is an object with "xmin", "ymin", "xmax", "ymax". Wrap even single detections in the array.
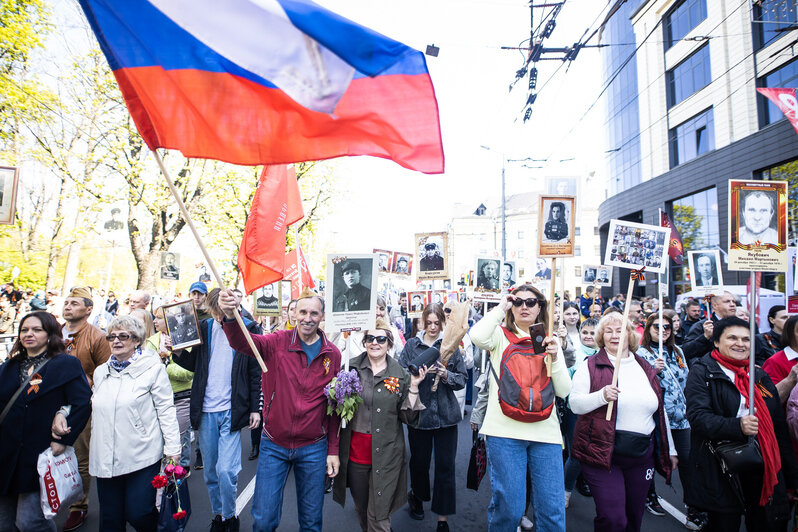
[{"xmin": 638, "ymin": 344, "xmax": 689, "ymax": 430}]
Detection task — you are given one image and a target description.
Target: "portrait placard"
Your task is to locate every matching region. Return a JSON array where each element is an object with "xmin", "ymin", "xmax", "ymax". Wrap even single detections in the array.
[
  {"xmin": 325, "ymin": 254, "xmax": 378, "ymax": 332},
  {"xmin": 533, "ymin": 258, "xmax": 552, "ymax": 282},
  {"xmin": 100, "ymin": 204, "xmax": 126, "ymax": 239},
  {"xmin": 159, "ymin": 251, "xmax": 180, "ymax": 281},
  {"xmin": 788, "ymin": 248, "xmax": 798, "ymax": 313},
  {"xmin": 415, "ymin": 232, "xmax": 449, "ymax": 280},
  {"xmin": 373, "ymin": 249, "xmax": 393, "ymax": 273},
  {"xmin": 407, "ymin": 290, "xmax": 428, "ymax": 318},
  {"xmin": 391, "ymin": 252, "xmax": 413, "ymax": 275},
  {"xmin": 604, "ymin": 220, "xmax": 670, "ymax": 274},
  {"xmin": 163, "ymin": 300, "xmax": 202, "ymax": 350},
  {"xmin": 537, "ymin": 195, "xmax": 576, "ymax": 257},
  {"xmin": 430, "ymin": 290, "xmax": 447, "ymax": 306},
  {"xmin": 728, "ymin": 179, "xmax": 788, "ymax": 272},
  {"xmin": 687, "ymin": 250, "xmax": 724, "ymax": 293},
  {"xmin": 281, "ymin": 280, "xmax": 293, "ymax": 306},
  {"xmin": 583, "ymin": 264, "xmax": 613, "ymax": 287},
  {"xmin": 501, "ymin": 261, "xmax": 518, "ymax": 292},
  {"xmin": 0, "ymin": 166, "xmax": 20, "ymax": 225},
  {"xmin": 253, "ymin": 281, "xmax": 282, "ymax": 317},
  {"xmin": 475, "ymin": 257, "xmax": 502, "ymax": 298},
  {"xmin": 545, "ymin": 176, "xmax": 579, "ymax": 196}
]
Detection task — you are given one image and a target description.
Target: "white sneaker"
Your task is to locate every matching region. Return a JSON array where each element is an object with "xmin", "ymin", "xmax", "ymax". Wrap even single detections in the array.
[
  {"xmin": 520, "ymin": 516, "xmax": 534, "ymax": 530},
  {"xmin": 565, "ymin": 490, "xmax": 572, "ymax": 509}
]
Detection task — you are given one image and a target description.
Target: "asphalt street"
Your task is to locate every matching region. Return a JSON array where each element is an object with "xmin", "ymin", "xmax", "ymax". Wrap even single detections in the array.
[{"xmin": 55, "ymin": 412, "xmax": 692, "ymax": 531}]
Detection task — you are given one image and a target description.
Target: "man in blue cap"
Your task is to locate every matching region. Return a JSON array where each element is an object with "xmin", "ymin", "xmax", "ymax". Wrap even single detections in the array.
[{"xmin": 190, "ymin": 281, "xmax": 212, "ymax": 321}]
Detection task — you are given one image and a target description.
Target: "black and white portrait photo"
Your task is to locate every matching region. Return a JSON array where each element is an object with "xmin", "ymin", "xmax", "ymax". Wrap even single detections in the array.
[
  {"xmin": 407, "ymin": 290, "xmax": 428, "ymax": 317},
  {"xmin": 253, "ymin": 282, "xmax": 281, "ymax": 316},
  {"xmin": 534, "ymin": 258, "xmax": 552, "ymax": 280},
  {"xmin": 104, "ymin": 207, "xmax": 124, "ymax": 232},
  {"xmin": 738, "ymin": 189, "xmax": 778, "ymax": 246},
  {"xmin": 583, "ymin": 266, "xmax": 597, "ymax": 284},
  {"xmin": 333, "ymin": 259, "xmax": 372, "ymax": 312},
  {"xmin": 163, "ymin": 300, "xmax": 201, "ymax": 350},
  {"xmin": 392, "ymin": 252, "xmax": 412, "ymax": 275},
  {"xmin": 583, "ymin": 264, "xmax": 613, "ymax": 287},
  {"xmin": 325, "ymin": 254, "xmax": 379, "ymax": 332},
  {"xmin": 431, "ymin": 290, "xmax": 445, "ymax": 305},
  {"xmin": 159, "ymin": 251, "xmax": 180, "ymax": 281},
  {"xmin": 542, "ymin": 201, "xmax": 569, "ymax": 243},
  {"xmin": 416, "ymin": 232, "xmax": 449, "ymax": 280},
  {"xmin": 538, "ymin": 195, "xmax": 576, "ymax": 257},
  {"xmin": 501, "ymin": 261, "xmax": 517, "ymax": 291},
  {"xmin": 476, "ymin": 258, "xmax": 501, "ymax": 293},
  {"xmin": 373, "ymin": 249, "xmax": 392, "ymax": 273},
  {"xmin": 281, "ymin": 280, "xmax": 293, "ymax": 306},
  {"xmin": 688, "ymin": 250, "xmax": 723, "ymax": 292},
  {"xmin": 546, "ymin": 176, "xmax": 578, "ymax": 197}
]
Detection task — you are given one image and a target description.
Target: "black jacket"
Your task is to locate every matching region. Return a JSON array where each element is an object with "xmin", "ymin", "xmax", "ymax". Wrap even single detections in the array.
[
  {"xmin": 684, "ymin": 317, "xmax": 767, "ymax": 366},
  {"xmin": 684, "ymin": 354, "xmax": 798, "ymax": 516},
  {"xmin": 173, "ymin": 318, "xmax": 262, "ymax": 432},
  {"xmin": 0, "ymin": 354, "xmax": 92, "ymax": 494},
  {"xmin": 755, "ymin": 330, "xmax": 783, "ymax": 365}
]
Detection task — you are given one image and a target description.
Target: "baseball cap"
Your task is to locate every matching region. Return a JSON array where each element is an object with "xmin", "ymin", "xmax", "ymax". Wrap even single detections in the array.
[{"xmin": 189, "ymin": 281, "xmax": 208, "ymax": 294}]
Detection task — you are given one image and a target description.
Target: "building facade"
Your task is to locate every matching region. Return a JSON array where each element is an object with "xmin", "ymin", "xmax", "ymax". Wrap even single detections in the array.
[{"xmin": 598, "ymin": 0, "xmax": 798, "ymax": 299}]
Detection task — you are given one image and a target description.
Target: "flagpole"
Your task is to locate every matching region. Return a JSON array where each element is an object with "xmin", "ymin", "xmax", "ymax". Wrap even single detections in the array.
[{"xmin": 152, "ymin": 150, "xmax": 267, "ymax": 373}]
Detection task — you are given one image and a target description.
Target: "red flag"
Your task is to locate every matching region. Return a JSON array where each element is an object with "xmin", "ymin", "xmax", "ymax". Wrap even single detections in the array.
[
  {"xmin": 237, "ymin": 165, "xmax": 304, "ymax": 294},
  {"xmin": 284, "ymin": 246, "xmax": 315, "ymax": 299},
  {"xmin": 660, "ymin": 211, "xmax": 685, "ymax": 265},
  {"xmin": 757, "ymin": 88, "xmax": 798, "ymax": 135}
]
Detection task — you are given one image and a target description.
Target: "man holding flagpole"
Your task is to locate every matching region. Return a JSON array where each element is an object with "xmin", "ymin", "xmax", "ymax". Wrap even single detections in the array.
[{"xmin": 218, "ymin": 288, "xmax": 341, "ymax": 532}]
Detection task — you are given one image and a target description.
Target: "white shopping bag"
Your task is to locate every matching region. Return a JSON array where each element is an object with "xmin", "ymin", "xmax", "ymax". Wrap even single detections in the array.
[{"xmin": 37, "ymin": 446, "xmax": 82, "ymax": 519}]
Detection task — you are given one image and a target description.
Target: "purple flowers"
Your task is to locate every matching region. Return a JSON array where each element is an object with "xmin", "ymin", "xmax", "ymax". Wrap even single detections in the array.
[{"xmin": 324, "ymin": 369, "xmax": 364, "ymax": 422}]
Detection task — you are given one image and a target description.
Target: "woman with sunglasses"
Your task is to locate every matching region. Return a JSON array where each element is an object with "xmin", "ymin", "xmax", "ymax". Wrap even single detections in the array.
[
  {"xmin": 334, "ymin": 319, "xmax": 426, "ymax": 531},
  {"xmin": 399, "ymin": 303, "xmax": 466, "ymax": 532},
  {"xmin": 470, "ymin": 284, "xmax": 571, "ymax": 532},
  {"xmin": 90, "ymin": 315, "xmax": 181, "ymax": 532},
  {"xmin": 0, "ymin": 312, "xmax": 92, "ymax": 531},
  {"xmin": 570, "ymin": 313, "xmax": 676, "ymax": 532},
  {"xmin": 638, "ymin": 313, "xmax": 702, "ymax": 527}
]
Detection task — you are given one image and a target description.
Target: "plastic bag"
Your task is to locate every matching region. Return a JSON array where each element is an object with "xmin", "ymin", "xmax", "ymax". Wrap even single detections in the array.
[{"xmin": 37, "ymin": 446, "xmax": 82, "ymax": 519}]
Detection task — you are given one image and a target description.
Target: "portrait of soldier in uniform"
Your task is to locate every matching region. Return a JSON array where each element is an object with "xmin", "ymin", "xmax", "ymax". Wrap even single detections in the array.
[
  {"xmin": 333, "ymin": 260, "xmax": 371, "ymax": 312},
  {"xmin": 160, "ymin": 252, "xmax": 180, "ymax": 281},
  {"xmin": 476, "ymin": 259, "xmax": 501, "ymax": 291},
  {"xmin": 419, "ymin": 242, "xmax": 444, "ymax": 272},
  {"xmin": 543, "ymin": 201, "xmax": 569, "ymax": 243},
  {"xmin": 164, "ymin": 301, "xmax": 201, "ymax": 349}
]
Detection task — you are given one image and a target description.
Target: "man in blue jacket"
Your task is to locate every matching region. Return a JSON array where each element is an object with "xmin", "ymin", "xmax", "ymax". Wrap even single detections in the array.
[{"xmin": 173, "ymin": 288, "xmax": 261, "ymax": 532}]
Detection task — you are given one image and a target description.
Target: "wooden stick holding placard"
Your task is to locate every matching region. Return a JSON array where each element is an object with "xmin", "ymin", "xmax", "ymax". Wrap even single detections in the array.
[
  {"xmin": 153, "ymin": 151, "xmax": 267, "ymax": 373},
  {"xmin": 605, "ymin": 271, "xmax": 640, "ymax": 420},
  {"xmin": 546, "ymin": 257, "xmax": 557, "ymax": 376}
]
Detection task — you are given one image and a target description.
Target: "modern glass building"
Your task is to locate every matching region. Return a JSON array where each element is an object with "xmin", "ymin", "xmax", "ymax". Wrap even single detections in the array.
[{"xmin": 597, "ymin": 0, "xmax": 798, "ymax": 298}]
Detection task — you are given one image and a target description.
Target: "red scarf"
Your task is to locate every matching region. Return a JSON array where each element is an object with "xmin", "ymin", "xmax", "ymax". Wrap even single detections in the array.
[{"xmin": 710, "ymin": 350, "xmax": 780, "ymax": 505}]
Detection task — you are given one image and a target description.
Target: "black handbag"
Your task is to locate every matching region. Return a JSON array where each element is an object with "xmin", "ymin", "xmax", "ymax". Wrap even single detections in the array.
[
  {"xmin": 157, "ymin": 480, "xmax": 191, "ymax": 532},
  {"xmin": 613, "ymin": 430, "xmax": 651, "ymax": 458},
  {"xmin": 466, "ymin": 430, "xmax": 487, "ymax": 491},
  {"xmin": 708, "ymin": 437, "xmax": 763, "ymax": 475}
]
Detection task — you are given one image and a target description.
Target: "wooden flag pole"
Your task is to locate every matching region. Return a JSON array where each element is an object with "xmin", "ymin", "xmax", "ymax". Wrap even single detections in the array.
[
  {"xmin": 605, "ymin": 274, "xmax": 637, "ymax": 420},
  {"xmin": 153, "ymin": 150, "xmax": 267, "ymax": 373},
  {"xmin": 546, "ymin": 257, "xmax": 557, "ymax": 376},
  {"xmin": 559, "ymin": 258, "xmax": 565, "ymax": 327}
]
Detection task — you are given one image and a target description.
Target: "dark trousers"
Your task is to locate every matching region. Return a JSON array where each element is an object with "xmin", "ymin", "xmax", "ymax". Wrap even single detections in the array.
[
  {"xmin": 96, "ymin": 461, "xmax": 161, "ymax": 532},
  {"xmin": 465, "ymin": 369, "xmax": 474, "ymax": 405},
  {"xmin": 407, "ymin": 425, "xmax": 457, "ymax": 516},
  {"xmin": 705, "ymin": 470, "xmax": 788, "ymax": 532},
  {"xmin": 580, "ymin": 442, "xmax": 654, "ymax": 532}
]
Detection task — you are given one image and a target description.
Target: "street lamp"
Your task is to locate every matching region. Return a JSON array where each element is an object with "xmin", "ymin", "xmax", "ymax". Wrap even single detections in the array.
[{"xmin": 480, "ymin": 145, "xmax": 507, "ymax": 261}]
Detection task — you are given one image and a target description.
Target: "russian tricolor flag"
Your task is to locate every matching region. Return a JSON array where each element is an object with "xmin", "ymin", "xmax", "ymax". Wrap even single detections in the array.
[{"xmin": 79, "ymin": 0, "xmax": 444, "ymax": 173}]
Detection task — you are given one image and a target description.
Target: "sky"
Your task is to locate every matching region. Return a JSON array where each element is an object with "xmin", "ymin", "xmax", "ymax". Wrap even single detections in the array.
[{"xmin": 43, "ymin": 0, "xmax": 611, "ymax": 276}]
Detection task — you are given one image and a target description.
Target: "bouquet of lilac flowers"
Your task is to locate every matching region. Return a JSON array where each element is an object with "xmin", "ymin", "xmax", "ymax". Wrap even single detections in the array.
[{"xmin": 324, "ymin": 368, "xmax": 363, "ymax": 423}]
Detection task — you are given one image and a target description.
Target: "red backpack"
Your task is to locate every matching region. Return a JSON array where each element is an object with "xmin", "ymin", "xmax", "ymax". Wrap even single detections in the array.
[{"xmin": 488, "ymin": 326, "xmax": 555, "ymax": 422}]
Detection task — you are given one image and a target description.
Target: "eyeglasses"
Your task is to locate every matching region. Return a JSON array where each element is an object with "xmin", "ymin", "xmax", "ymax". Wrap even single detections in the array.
[
  {"xmin": 444, "ymin": 308, "xmax": 452, "ymax": 314},
  {"xmin": 651, "ymin": 323, "xmax": 672, "ymax": 331},
  {"xmin": 363, "ymin": 335, "xmax": 389, "ymax": 345},
  {"xmin": 106, "ymin": 333, "xmax": 131, "ymax": 342},
  {"xmin": 512, "ymin": 297, "xmax": 540, "ymax": 308}
]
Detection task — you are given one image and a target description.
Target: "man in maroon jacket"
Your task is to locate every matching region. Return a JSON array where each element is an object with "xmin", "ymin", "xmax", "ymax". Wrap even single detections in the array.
[{"xmin": 218, "ymin": 289, "xmax": 340, "ymax": 532}]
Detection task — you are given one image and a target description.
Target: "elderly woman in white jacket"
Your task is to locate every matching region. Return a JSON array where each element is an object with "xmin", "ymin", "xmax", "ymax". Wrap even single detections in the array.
[{"xmin": 90, "ymin": 315, "xmax": 180, "ymax": 532}]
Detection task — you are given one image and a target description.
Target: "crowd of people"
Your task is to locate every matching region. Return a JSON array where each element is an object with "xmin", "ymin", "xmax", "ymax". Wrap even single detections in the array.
[{"xmin": 0, "ymin": 273, "xmax": 797, "ymax": 532}]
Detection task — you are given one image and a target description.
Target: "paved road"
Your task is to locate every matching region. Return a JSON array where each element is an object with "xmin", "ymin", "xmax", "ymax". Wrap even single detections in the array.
[{"xmin": 55, "ymin": 413, "xmax": 691, "ymax": 531}]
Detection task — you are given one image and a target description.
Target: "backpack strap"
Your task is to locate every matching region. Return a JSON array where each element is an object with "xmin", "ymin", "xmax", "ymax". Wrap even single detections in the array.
[{"xmin": 500, "ymin": 326, "xmax": 532, "ymax": 345}]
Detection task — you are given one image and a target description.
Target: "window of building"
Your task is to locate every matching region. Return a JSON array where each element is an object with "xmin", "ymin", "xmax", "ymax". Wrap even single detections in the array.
[
  {"xmin": 575, "ymin": 227, "xmax": 581, "ymax": 236},
  {"xmin": 759, "ymin": 58, "xmax": 798, "ymax": 126},
  {"xmin": 595, "ymin": 245, "xmax": 601, "ymax": 255},
  {"xmin": 668, "ymin": 188, "xmax": 720, "ymax": 295},
  {"xmin": 666, "ymin": 44, "xmax": 711, "ymax": 108},
  {"xmin": 575, "ymin": 266, "xmax": 582, "ymax": 277},
  {"xmin": 669, "ymin": 108, "xmax": 714, "ymax": 168},
  {"xmin": 754, "ymin": 0, "xmax": 797, "ymax": 49},
  {"xmin": 759, "ymin": 158, "xmax": 798, "ymax": 244},
  {"xmin": 575, "ymin": 245, "xmax": 581, "ymax": 255},
  {"xmin": 518, "ymin": 250, "xmax": 525, "ymax": 259},
  {"xmin": 664, "ymin": 0, "xmax": 707, "ymax": 49},
  {"xmin": 517, "ymin": 231, "xmax": 524, "ymax": 239}
]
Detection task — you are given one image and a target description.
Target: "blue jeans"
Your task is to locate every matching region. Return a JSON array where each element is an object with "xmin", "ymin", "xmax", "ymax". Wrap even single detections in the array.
[
  {"xmin": 0, "ymin": 492, "xmax": 55, "ymax": 532},
  {"xmin": 252, "ymin": 435, "xmax": 327, "ymax": 532},
  {"xmin": 197, "ymin": 410, "xmax": 241, "ymax": 519},
  {"xmin": 486, "ymin": 436, "xmax": 565, "ymax": 532}
]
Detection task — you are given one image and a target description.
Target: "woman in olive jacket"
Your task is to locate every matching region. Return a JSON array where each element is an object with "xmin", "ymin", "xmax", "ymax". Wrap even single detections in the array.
[{"xmin": 333, "ymin": 321, "xmax": 426, "ymax": 531}]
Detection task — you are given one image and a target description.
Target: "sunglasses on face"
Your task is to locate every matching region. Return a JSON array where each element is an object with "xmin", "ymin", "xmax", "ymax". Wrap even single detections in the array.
[
  {"xmin": 444, "ymin": 308, "xmax": 452, "ymax": 314},
  {"xmin": 651, "ymin": 323, "xmax": 672, "ymax": 331},
  {"xmin": 106, "ymin": 333, "xmax": 131, "ymax": 342},
  {"xmin": 363, "ymin": 335, "xmax": 389, "ymax": 345},
  {"xmin": 512, "ymin": 297, "xmax": 540, "ymax": 308}
]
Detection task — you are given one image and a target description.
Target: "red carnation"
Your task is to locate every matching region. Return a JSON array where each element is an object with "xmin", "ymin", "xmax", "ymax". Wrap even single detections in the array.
[
  {"xmin": 172, "ymin": 510, "xmax": 187, "ymax": 520},
  {"xmin": 151, "ymin": 475, "xmax": 168, "ymax": 489}
]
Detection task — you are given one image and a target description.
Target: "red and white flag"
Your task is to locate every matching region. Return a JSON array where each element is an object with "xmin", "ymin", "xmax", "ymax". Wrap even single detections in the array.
[{"xmin": 758, "ymin": 88, "xmax": 798, "ymax": 135}]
